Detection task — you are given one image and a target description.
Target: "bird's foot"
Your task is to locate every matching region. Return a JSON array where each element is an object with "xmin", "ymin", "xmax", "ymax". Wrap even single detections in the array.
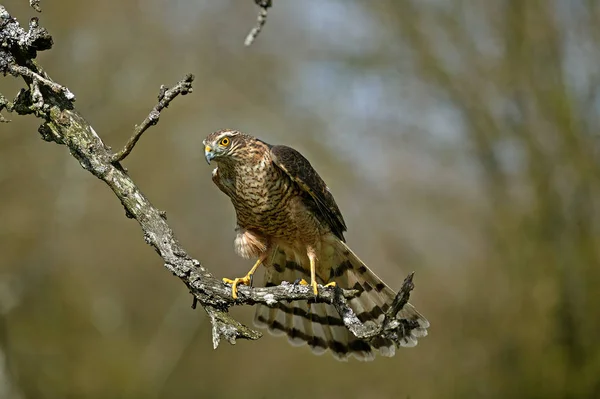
[
  {"xmin": 297, "ymin": 278, "xmax": 317, "ymax": 294},
  {"xmin": 222, "ymin": 274, "xmax": 253, "ymax": 299},
  {"xmin": 297, "ymin": 279, "xmax": 317, "ymax": 292},
  {"xmin": 297, "ymin": 279, "xmax": 334, "ymax": 294}
]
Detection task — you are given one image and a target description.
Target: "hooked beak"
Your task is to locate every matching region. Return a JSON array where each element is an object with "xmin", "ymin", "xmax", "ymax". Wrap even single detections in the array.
[{"xmin": 204, "ymin": 145, "xmax": 214, "ymax": 165}]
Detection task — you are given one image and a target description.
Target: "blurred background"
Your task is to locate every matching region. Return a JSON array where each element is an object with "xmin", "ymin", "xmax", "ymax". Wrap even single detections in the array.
[{"xmin": 1, "ymin": 0, "xmax": 599, "ymax": 398}]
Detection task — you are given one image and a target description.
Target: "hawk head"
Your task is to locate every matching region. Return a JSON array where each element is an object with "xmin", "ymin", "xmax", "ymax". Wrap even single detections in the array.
[{"xmin": 203, "ymin": 129, "xmax": 253, "ymax": 164}]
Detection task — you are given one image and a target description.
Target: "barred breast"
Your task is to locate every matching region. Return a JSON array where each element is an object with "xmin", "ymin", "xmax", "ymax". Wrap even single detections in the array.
[
  {"xmin": 219, "ymin": 158, "xmax": 319, "ymax": 248},
  {"xmin": 227, "ymin": 158, "xmax": 302, "ymax": 239}
]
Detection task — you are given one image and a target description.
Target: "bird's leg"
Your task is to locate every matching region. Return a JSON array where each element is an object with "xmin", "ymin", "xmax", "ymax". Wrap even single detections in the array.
[
  {"xmin": 223, "ymin": 253, "xmax": 267, "ymax": 299},
  {"xmin": 299, "ymin": 250, "xmax": 335, "ymax": 294},
  {"xmin": 308, "ymin": 251, "xmax": 318, "ymax": 295},
  {"xmin": 293, "ymin": 255, "xmax": 319, "ymax": 295}
]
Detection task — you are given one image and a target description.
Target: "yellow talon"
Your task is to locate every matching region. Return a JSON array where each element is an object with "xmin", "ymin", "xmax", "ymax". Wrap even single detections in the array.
[
  {"xmin": 222, "ymin": 275, "xmax": 252, "ymax": 299},
  {"xmin": 297, "ymin": 278, "xmax": 319, "ymax": 295},
  {"xmin": 296, "ymin": 278, "xmax": 318, "ymax": 309},
  {"xmin": 223, "ymin": 255, "xmax": 266, "ymax": 299},
  {"xmin": 324, "ymin": 281, "xmax": 336, "ymax": 288}
]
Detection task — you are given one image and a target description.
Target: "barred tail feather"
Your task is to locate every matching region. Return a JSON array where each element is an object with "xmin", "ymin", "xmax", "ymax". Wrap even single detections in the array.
[
  {"xmin": 329, "ymin": 239, "xmax": 430, "ymax": 350},
  {"xmin": 254, "ymin": 247, "xmax": 375, "ymax": 361},
  {"xmin": 253, "ymin": 238, "xmax": 429, "ymax": 360}
]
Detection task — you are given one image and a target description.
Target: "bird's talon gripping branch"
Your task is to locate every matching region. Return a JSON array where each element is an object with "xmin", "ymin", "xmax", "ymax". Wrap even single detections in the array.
[
  {"xmin": 223, "ymin": 255, "xmax": 265, "ymax": 299},
  {"xmin": 324, "ymin": 281, "xmax": 337, "ymax": 288},
  {"xmin": 222, "ymin": 276, "xmax": 252, "ymax": 299},
  {"xmin": 295, "ymin": 278, "xmax": 318, "ymax": 294}
]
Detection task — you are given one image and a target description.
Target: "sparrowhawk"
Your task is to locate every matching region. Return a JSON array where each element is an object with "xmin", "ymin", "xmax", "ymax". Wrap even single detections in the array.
[{"xmin": 203, "ymin": 129, "xmax": 429, "ymax": 360}]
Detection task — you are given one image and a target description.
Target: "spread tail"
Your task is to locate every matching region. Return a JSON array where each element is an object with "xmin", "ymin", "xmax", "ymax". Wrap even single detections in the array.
[{"xmin": 253, "ymin": 237, "xmax": 429, "ymax": 360}]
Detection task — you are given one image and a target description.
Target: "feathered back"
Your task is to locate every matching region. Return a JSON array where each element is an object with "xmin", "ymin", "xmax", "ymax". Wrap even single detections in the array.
[{"xmin": 269, "ymin": 144, "xmax": 347, "ymax": 241}]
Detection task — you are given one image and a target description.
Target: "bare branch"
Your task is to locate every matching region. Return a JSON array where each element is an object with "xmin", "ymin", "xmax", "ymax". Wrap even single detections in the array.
[
  {"xmin": 329, "ymin": 273, "xmax": 419, "ymax": 347},
  {"xmin": 245, "ymin": 0, "xmax": 272, "ymax": 46},
  {"xmin": 110, "ymin": 75, "xmax": 194, "ymax": 163},
  {"xmin": 384, "ymin": 272, "xmax": 414, "ymax": 327},
  {"xmin": 29, "ymin": 0, "xmax": 42, "ymax": 13},
  {"xmin": 7, "ymin": 64, "xmax": 74, "ymax": 100},
  {"xmin": 0, "ymin": 5, "xmax": 423, "ymax": 351}
]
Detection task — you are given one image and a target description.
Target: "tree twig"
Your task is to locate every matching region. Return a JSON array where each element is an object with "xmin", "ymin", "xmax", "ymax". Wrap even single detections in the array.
[
  {"xmin": 245, "ymin": 0, "xmax": 272, "ymax": 46},
  {"xmin": 383, "ymin": 272, "xmax": 415, "ymax": 328},
  {"xmin": 0, "ymin": 5, "xmax": 424, "ymax": 352},
  {"xmin": 110, "ymin": 75, "xmax": 194, "ymax": 163},
  {"xmin": 0, "ymin": 93, "xmax": 11, "ymax": 122},
  {"xmin": 8, "ymin": 64, "xmax": 75, "ymax": 100},
  {"xmin": 30, "ymin": 0, "xmax": 42, "ymax": 13}
]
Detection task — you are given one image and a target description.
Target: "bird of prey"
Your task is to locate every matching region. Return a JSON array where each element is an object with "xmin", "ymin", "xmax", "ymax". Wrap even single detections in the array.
[{"xmin": 203, "ymin": 129, "xmax": 429, "ymax": 360}]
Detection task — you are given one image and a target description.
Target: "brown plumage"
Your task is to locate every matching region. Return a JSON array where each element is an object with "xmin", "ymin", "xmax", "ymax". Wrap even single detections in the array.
[{"xmin": 203, "ymin": 129, "xmax": 429, "ymax": 360}]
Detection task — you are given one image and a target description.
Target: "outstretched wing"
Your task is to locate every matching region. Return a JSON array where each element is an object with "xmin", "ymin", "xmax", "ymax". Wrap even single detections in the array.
[{"xmin": 269, "ymin": 145, "xmax": 347, "ymax": 241}]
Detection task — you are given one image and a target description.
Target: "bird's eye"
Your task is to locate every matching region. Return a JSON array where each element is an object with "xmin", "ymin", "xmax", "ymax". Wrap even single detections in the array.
[{"xmin": 219, "ymin": 137, "xmax": 230, "ymax": 147}]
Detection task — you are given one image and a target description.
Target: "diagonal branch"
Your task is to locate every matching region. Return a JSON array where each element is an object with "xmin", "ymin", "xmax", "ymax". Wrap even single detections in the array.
[
  {"xmin": 0, "ymin": 5, "xmax": 422, "ymax": 351},
  {"xmin": 110, "ymin": 76, "xmax": 194, "ymax": 163}
]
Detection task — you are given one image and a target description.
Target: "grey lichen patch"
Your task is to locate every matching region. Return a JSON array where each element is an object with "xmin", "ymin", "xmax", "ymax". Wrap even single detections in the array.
[{"xmin": 263, "ymin": 293, "xmax": 277, "ymax": 305}]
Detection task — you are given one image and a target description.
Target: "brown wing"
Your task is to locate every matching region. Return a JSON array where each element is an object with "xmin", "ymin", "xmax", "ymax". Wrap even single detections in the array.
[{"xmin": 269, "ymin": 145, "xmax": 347, "ymax": 241}]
